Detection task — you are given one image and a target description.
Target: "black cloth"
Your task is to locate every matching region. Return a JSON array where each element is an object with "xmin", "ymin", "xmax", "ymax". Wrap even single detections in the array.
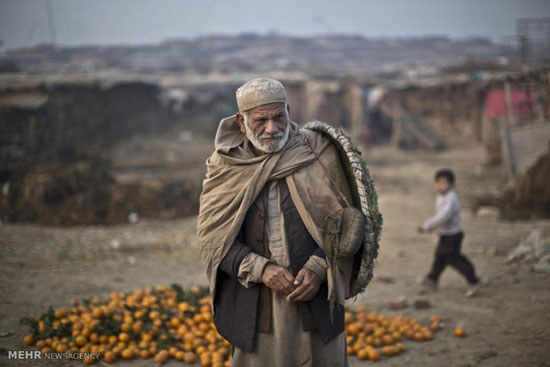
[{"xmin": 427, "ymin": 231, "xmax": 479, "ymax": 285}]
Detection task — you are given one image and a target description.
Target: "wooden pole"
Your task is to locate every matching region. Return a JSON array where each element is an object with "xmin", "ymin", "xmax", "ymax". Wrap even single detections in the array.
[{"xmin": 501, "ymin": 82, "xmax": 516, "ymax": 181}]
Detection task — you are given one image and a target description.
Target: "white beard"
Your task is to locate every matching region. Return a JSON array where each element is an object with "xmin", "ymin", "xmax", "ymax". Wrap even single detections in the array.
[{"xmin": 244, "ymin": 120, "xmax": 290, "ymax": 154}]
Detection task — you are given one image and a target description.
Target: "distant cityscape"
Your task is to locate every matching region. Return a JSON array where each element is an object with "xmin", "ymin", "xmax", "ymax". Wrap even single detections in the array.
[{"xmin": 0, "ymin": 34, "xmax": 503, "ymax": 75}]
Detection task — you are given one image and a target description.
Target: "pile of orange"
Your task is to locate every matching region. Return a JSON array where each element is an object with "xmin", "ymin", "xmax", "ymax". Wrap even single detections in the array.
[
  {"xmin": 22, "ymin": 285, "xmax": 465, "ymax": 365},
  {"xmin": 344, "ymin": 306, "xmax": 442, "ymax": 361},
  {"xmin": 21, "ymin": 284, "xmax": 231, "ymax": 366}
]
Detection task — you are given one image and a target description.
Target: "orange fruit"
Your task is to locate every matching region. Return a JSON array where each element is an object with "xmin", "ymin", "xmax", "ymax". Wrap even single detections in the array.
[
  {"xmin": 154, "ymin": 350, "xmax": 169, "ymax": 364},
  {"xmin": 54, "ymin": 309, "xmax": 64, "ymax": 319},
  {"xmin": 92, "ymin": 308, "xmax": 103, "ymax": 319},
  {"xmin": 346, "ymin": 323, "xmax": 361, "ymax": 336},
  {"xmin": 396, "ymin": 342, "xmax": 405, "ymax": 352},
  {"xmin": 104, "ymin": 351, "xmax": 116, "ymax": 363},
  {"xmin": 55, "ymin": 343, "xmax": 68, "ymax": 354},
  {"xmin": 83, "ymin": 357, "xmax": 96, "ymax": 365},
  {"xmin": 120, "ymin": 323, "xmax": 131, "ymax": 332},
  {"xmin": 430, "ymin": 315, "xmax": 441, "ymax": 323},
  {"xmin": 75, "ymin": 335, "xmax": 87, "ymax": 347},
  {"xmin": 23, "ymin": 334, "xmax": 35, "ymax": 346},
  {"xmin": 118, "ymin": 332, "xmax": 130, "ymax": 343},
  {"xmin": 139, "ymin": 349, "xmax": 150, "ymax": 359},
  {"xmin": 36, "ymin": 340, "xmax": 46, "ymax": 349},
  {"xmin": 454, "ymin": 327, "xmax": 466, "ymax": 337},
  {"xmin": 382, "ymin": 345, "xmax": 398, "ymax": 356},
  {"xmin": 184, "ymin": 352, "xmax": 197, "ymax": 363},
  {"xmin": 170, "ymin": 317, "xmax": 181, "ymax": 328},
  {"xmin": 430, "ymin": 322, "xmax": 440, "ymax": 331},
  {"xmin": 356, "ymin": 348, "xmax": 369, "ymax": 360},
  {"xmin": 367, "ymin": 348, "xmax": 380, "ymax": 361},
  {"xmin": 121, "ymin": 348, "xmax": 134, "ymax": 359},
  {"xmin": 391, "ymin": 331, "xmax": 402, "ymax": 340},
  {"xmin": 132, "ymin": 321, "xmax": 144, "ymax": 333}
]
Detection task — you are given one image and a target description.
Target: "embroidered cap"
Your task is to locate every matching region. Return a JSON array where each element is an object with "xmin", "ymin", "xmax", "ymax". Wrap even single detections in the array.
[{"xmin": 236, "ymin": 78, "xmax": 287, "ymax": 112}]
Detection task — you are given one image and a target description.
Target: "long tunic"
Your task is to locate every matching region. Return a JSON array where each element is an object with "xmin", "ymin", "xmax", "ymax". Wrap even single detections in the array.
[{"xmin": 232, "ymin": 180, "xmax": 350, "ymax": 367}]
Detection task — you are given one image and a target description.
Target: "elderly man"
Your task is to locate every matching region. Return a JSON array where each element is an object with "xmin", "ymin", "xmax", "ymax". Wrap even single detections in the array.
[{"xmin": 198, "ymin": 78, "xmax": 379, "ymax": 367}]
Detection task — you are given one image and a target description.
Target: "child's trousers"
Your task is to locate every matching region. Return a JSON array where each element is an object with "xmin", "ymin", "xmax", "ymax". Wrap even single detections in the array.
[{"xmin": 427, "ymin": 231, "xmax": 479, "ymax": 285}]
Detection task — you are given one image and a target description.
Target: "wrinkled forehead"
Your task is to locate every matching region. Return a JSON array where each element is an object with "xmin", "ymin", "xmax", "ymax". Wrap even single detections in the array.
[{"xmin": 247, "ymin": 102, "xmax": 286, "ymax": 118}]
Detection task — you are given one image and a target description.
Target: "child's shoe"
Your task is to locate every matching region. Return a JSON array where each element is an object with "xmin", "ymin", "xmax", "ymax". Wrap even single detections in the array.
[
  {"xmin": 466, "ymin": 276, "xmax": 488, "ymax": 297},
  {"xmin": 466, "ymin": 283, "xmax": 480, "ymax": 297}
]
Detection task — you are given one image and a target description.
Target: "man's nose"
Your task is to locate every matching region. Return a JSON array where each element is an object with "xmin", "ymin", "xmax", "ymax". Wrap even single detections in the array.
[{"xmin": 264, "ymin": 119, "xmax": 278, "ymax": 135}]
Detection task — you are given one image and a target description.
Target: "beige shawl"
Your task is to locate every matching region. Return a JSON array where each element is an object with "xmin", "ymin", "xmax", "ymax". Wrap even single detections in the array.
[{"xmin": 197, "ymin": 115, "xmax": 354, "ymax": 305}]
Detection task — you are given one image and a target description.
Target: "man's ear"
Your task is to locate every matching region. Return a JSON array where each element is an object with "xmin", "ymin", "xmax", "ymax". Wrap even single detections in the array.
[
  {"xmin": 235, "ymin": 113, "xmax": 246, "ymax": 134},
  {"xmin": 286, "ymin": 104, "xmax": 290, "ymax": 117}
]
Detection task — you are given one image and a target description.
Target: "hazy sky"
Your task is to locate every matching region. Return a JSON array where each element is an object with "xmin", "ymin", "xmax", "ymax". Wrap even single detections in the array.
[{"xmin": 1, "ymin": 0, "xmax": 549, "ymax": 50}]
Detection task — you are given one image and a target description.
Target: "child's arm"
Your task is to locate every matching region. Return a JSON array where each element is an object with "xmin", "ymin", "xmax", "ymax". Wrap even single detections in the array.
[{"xmin": 419, "ymin": 196, "xmax": 456, "ymax": 233}]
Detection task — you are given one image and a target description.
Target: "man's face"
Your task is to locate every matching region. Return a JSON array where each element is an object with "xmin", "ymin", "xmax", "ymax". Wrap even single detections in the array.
[
  {"xmin": 434, "ymin": 177, "xmax": 452, "ymax": 194},
  {"xmin": 237, "ymin": 102, "xmax": 290, "ymax": 154}
]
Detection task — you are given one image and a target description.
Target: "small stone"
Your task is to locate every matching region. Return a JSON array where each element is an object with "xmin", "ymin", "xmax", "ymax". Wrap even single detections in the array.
[
  {"xmin": 486, "ymin": 247, "xmax": 498, "ymax": 256},
  {"xmin": 474, "ymin": 348, "xmax": 498, "ymax": 361},
  {"xmin": 413, "ymin": 298, "xmax": 431, "ymax": 309},
  {"xmin": 388, "ymin": 296, "xmax": 407, "ymax": 310},
  {"xmin": 476, "ymin": 206, "xmax": 500, "ymax": 218},
  {"xmin": 110, "ymin": 239, "xmax": 121, "ymax": 250},
  {"xmin": 534, "ymin": 254, "xmax": 550, "ymax": 273},
  {"xmin": 128, "ymin": 212, "xmax": 139, "ymax": 224},
  {"xmin": 377, "ymin": 275, "xmax": 395, "ymax": 284},
  {"xmin": 473, "ymin": 165, "xmax": 483, "ymax": 176}
]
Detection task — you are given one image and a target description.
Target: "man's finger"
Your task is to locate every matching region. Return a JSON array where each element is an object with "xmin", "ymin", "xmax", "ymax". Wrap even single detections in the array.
[
  {"xmin": 281, "ymin": 268, "xmax": 295, "ymax": 285},
  {"xmin": 293, "ymin": 269, "xmax": 305, "ymax": 286},
  {"xmin": 287, "ymin": 282, "xmax": 309, "ymax": 301},
  {"xmin": 281, "ymin": 278, "xmax": 296, "ymax": 295},
  {"xmin": 274, "ymin": 275, "xmax": 294, "ymax": 296}
]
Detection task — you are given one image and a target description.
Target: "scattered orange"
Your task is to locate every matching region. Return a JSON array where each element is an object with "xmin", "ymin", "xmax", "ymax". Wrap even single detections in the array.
[
  {"xmin": 454, "ymin": 327, "xmax": 466, "ymax": 337},
  {"xmin": 23, "ymin": 334, "xmax": 35, "ymax": 346}
]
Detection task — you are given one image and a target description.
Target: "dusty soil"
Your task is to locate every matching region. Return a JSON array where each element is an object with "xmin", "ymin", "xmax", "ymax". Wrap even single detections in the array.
[{"xmin": 1, "ymin": 144, "xmax": 549, "ymax": 366}]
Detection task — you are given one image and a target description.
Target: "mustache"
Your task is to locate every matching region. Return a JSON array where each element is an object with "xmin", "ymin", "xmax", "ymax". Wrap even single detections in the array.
[{"xmin": 260, "ymin": 131, "xmax": 284, "ymax": 139}]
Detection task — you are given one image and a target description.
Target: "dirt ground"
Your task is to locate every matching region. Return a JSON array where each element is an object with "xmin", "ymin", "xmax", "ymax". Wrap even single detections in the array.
[{"xmin": 1, "ymin": 144, "xmax": 550, "ymax": 366}]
